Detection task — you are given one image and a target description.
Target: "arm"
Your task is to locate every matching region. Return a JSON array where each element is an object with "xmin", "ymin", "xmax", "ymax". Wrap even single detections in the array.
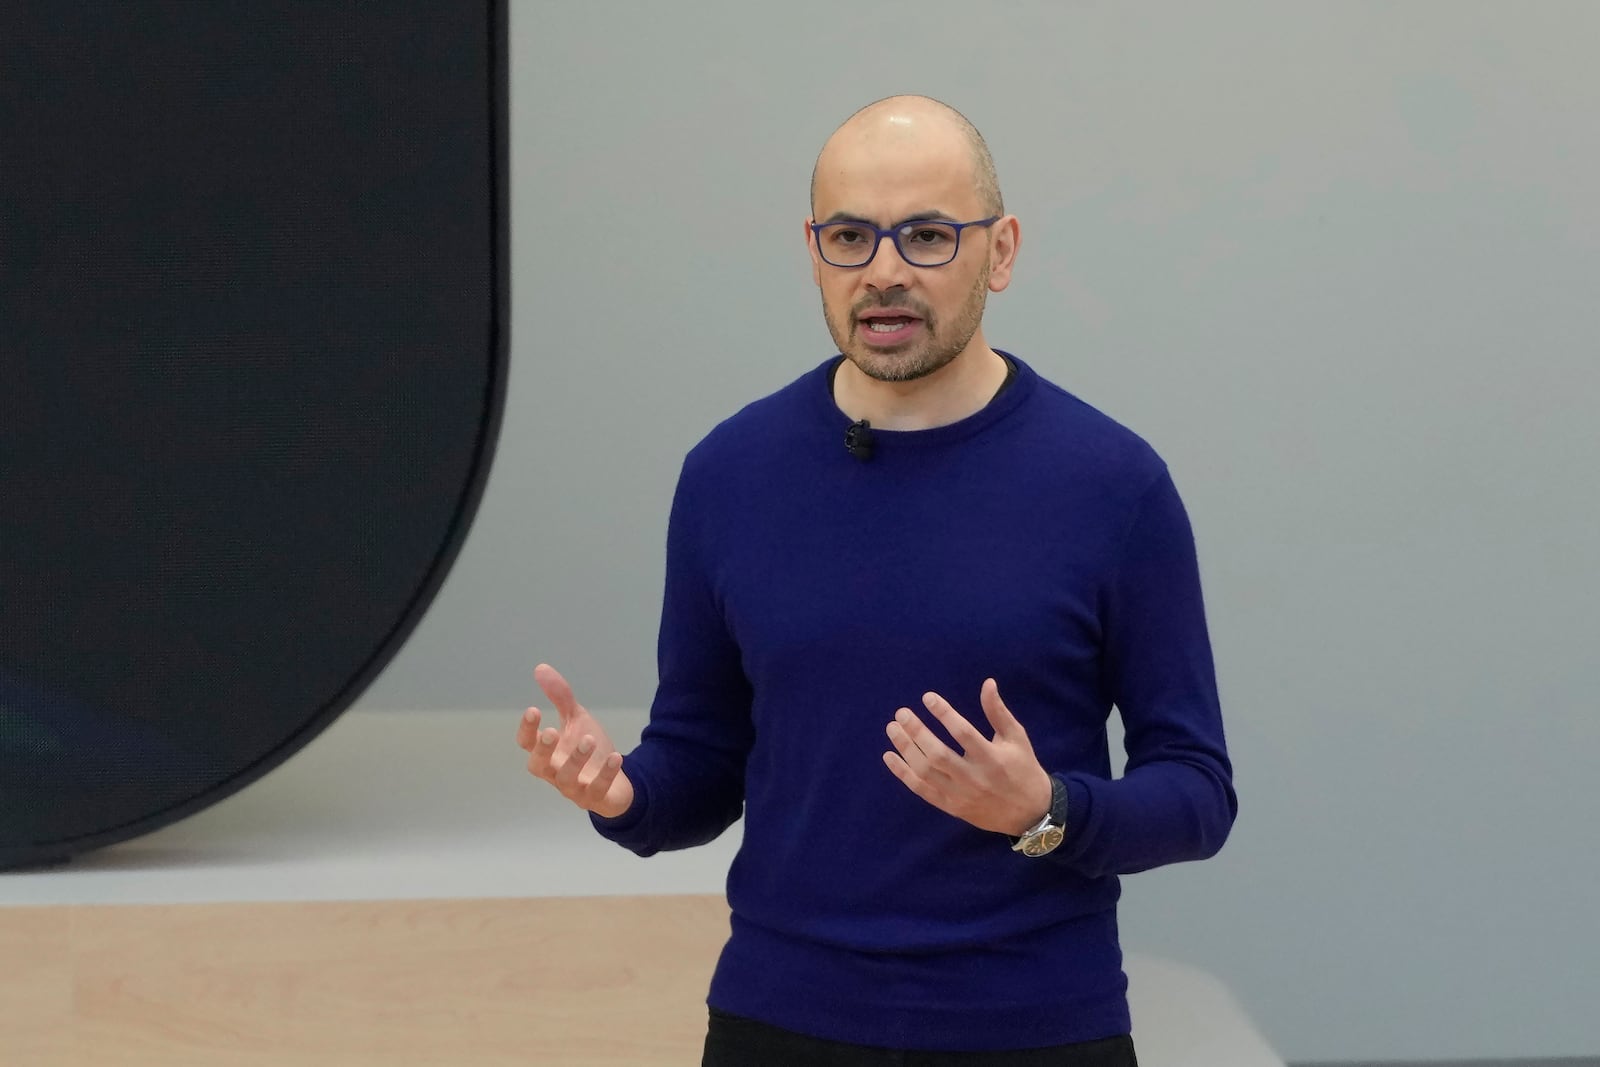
[
  {"xmin": 881, "ymin": 466, "xmax": 1236, "ymax": 876},
  {"xmin": 585, "ymin": 456, "xmax": 754, "ymax": 857},
  {"xmin": 1049, "ymin": 465, "xmax": 1237, "ymax": 877}
]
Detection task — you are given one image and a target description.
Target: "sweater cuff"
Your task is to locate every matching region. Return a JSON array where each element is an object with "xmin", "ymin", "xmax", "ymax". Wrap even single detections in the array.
[
  {"xmin": 1056, "ymin": 773, "xmax": 1094, "ymax": 863},
  {"xmin": 588, "ymin": 764, "xmax": 650, "ymax": 838}
]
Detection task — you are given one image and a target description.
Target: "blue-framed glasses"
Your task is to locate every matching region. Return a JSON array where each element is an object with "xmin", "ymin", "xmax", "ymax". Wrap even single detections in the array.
[{"xmin": 810, "ymin": 215, "xmax": 1000, "ymax": 268}]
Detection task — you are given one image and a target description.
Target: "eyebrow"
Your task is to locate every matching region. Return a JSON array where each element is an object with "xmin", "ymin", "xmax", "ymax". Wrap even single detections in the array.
[{"xmin": 818, "ymin": 210, "xmax": 955, "ymax": 227}]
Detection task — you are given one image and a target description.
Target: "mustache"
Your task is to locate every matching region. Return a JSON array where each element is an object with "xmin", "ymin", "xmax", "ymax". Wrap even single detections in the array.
[{"xmin": 851, "ymin": 293, "xmax": 931, "ymax": 320}]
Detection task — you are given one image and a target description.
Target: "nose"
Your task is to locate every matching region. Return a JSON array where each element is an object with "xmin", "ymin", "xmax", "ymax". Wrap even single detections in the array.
[{"xmin": 859, "ymin": 231, "xmax": 916, "ymax": 293}]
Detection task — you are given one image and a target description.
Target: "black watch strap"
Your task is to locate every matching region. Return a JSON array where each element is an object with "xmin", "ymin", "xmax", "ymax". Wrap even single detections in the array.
[{"xmin": 1009, "ymin": 774, "xmax": 1068, "ymax": 844}]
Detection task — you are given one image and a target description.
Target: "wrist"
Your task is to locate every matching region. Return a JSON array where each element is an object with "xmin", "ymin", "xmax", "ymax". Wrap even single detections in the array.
[
  {"xmin": 1010, "ymin": 768, "xmax": 1055, "ymax": 837},
  {"xmin": 1008, "ymin": 773, "xmax": 1068, "ymax": 857}
]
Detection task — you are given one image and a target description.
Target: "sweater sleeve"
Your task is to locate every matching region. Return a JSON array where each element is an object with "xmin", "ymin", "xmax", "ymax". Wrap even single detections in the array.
[
  {"xmin": 589, "ymin": 454, "xmax": 754, "ymax": 856},
  {"xmin": 1049, "ymin": 466, "xmax": 1237, "ymax": 877}
]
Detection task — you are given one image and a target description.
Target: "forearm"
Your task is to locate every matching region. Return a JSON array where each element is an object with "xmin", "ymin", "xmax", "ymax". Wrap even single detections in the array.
[
  {"xmin": 1059, "ymin": 464, "xmax": 1236, "ymax": 875},
  {"xmin": 594, "ymin": 451, "xmax": 753, "ymax": 856},
  {"xmin": 1049, "ymin": 752, "xmax": 1236, "ymax": 877},
  {"xmin": 589, "ymin": 729, "xmax": 746, "ymax": 856}
]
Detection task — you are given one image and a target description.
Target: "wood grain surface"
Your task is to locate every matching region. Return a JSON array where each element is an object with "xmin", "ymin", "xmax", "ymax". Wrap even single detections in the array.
[
  {"xmin": 1, "ymin": 892, "xmax": 1286, "ymax": 1066},
  {"xmin": 2, "ymin": 894, "xmax": 729, "ymax": 1066},
  {"xmin": 1, "ymin": 908, "xmax": 72, "ymax": 1064}
]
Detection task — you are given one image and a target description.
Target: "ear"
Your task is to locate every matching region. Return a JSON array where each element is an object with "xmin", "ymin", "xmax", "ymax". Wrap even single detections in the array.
[
  {"xmin": 986, "ymin": 215, "xmax": 1021, "ymax": 293},
  {"xmin": 805, "ymin": 217, "xmax": 822, "ymax": 287}
]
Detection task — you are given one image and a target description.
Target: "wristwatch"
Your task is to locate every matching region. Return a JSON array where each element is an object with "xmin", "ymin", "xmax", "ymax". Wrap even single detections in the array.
[{"xmin": 1010, "ymin": 774, "xmax": 1068, "ymax": 857}]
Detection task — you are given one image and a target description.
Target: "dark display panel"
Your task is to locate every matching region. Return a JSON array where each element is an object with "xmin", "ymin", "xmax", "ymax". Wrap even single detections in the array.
[{"xmin": 0, "ymin": 2, "xmax": 509, "ymax": 869}]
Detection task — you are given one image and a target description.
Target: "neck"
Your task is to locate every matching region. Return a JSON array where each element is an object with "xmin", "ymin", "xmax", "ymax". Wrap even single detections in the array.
[{"xmin": 834, "ymin": 340, "xmax": 1009, "ymax": 431}]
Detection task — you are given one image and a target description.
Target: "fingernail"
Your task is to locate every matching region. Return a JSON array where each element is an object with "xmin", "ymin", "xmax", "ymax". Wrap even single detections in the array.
[
  {"xmin": 922, "ymin": 693, "xmax": 937, "ymax": 709},
  {"xmin": 578, "ymin": 738, "xmax": 594, "ymax": 755},
  {"xmin": 895, "ymin": 708, "xmax": 912, "ymax": 724}
]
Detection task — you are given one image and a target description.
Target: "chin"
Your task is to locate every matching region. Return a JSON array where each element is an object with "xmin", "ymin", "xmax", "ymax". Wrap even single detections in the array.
[{"xmin": 850, "ymin": 347, "xmax": 955, "ymax": 384}]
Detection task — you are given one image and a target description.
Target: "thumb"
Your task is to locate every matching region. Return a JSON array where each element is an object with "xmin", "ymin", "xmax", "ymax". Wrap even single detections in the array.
[
  {"xmin": 980, "ymin": 678, "xmax": 1024, "ymax": 740},
  {"xmin": 534, "ymin": 663, "xmax": 583, "ymax": 725}
]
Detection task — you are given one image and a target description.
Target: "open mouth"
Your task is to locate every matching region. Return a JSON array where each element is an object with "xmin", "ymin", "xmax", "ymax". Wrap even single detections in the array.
[{"xmin": 856, "ymin": 314, "xmax": 923, "ymax": 346}]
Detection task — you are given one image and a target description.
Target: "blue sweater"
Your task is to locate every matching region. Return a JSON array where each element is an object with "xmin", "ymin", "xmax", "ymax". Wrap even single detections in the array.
[{"xmin": 593, "ymin": 353, "xmax": 1236, "ymax": 1051}]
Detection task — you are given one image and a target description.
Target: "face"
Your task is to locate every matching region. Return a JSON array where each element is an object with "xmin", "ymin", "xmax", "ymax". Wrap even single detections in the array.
[{"xmin": 807, "ymin": 125, "xmax": 1014, "ymax": 384}]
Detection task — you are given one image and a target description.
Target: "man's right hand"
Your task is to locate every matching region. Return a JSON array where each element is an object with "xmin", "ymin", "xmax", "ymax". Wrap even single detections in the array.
[{"xmin": 517, "ymin": 663, "xmax": 635, "ymax": 819}]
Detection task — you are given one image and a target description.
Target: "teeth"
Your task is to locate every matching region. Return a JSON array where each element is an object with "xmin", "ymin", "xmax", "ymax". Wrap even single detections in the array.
[{"xmin": 867, "ymin": 321, "xmax": 910, "ymax": 332}]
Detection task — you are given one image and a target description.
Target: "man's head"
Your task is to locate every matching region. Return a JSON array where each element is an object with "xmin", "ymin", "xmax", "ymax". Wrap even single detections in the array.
[{"xmin": 807, "ymin": 96, "xmax": 1019, "ymax": 384}]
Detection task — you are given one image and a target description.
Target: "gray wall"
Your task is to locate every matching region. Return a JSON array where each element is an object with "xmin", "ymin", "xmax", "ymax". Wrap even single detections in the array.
[{"xmin": 354, "ymin": 2, "xmax": 1600, "ymax": 1062}]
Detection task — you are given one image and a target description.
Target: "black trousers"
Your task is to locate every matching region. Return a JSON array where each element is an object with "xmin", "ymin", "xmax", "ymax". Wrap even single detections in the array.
[{"xmin": 702, "ymin": 1008, "xmax": 1139, "ymax": 1067}]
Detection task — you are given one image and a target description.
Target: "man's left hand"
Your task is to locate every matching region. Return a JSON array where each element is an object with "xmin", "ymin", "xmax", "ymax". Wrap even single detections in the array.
[{"xmin": 883, "ymin": 678, "xmax": 1054, "ymax": 838}]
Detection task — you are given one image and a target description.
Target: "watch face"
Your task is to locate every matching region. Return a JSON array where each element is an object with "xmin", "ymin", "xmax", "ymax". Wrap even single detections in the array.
[{"xmin": 1023, "ymin": 826, "xmax": 1065, "ymax": 857}]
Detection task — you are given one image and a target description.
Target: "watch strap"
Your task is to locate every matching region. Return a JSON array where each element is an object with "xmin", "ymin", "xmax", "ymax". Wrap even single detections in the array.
[{"xmin": 1009, "ymin": 774, "xmax": 1068, "ymax": 845}]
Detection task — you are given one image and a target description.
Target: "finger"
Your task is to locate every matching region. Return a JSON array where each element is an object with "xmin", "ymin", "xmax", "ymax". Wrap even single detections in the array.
[
  {"xmin": 885, "ymin": 717, "xmax": 933, "ymax": 777},
  {"xmin": 882, "ymin": 751, "xmax": 951, "ymax": 811},
  {"xmin": 533, "ymin": 662, "xmax": 584, "ymax": 727},
  {"xmin": 516, "ymin": 707, "xmax": 541, "ymax": 752},
  {"xmin": 526, "ymin": 725, "xmax": 561, "ymax": 779},
  {"xmin": 979, "ymin": 677, "xmax": 1026, "ymax": 740},
  {"xmin": 553, "ymin": 733, "xmax": 600, "ymax": 793},
  {"xmin": 889, "ymin": 708, "xmax": 963, "ymax": 780},
  {"xmin": 578, "ymin": 750, "xmax": 624, "ymax": 799},
  {"xmin": 919, "ymin": 691, "xmax": 987, "ymax": 755}
]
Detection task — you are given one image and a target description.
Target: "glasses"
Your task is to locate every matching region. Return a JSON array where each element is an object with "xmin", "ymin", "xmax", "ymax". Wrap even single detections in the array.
[{"xmin": 810, "ymin": 216, "xmax": 1000, "ymax": 268}]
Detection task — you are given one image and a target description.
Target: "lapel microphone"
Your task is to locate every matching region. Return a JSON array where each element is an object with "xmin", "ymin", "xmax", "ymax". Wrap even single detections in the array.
[{"xmin": 844, "ymin": 419, "xmax": 875, "ymax": 462}]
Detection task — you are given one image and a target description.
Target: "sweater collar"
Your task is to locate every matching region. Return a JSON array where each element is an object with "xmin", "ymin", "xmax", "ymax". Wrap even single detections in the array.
[{"xmin": 811, "ymin": 350, "xmax": 1037, "ymax": 454}]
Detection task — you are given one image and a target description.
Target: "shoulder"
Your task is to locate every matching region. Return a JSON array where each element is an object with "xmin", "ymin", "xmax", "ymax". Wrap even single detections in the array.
[
  {"xmin": 1012, "ymin": 356, "xmax": 1168, "ymax": 490},
  {"xmin": 678, "ymin": 357, "xmax": 836, "ymax": 486}
]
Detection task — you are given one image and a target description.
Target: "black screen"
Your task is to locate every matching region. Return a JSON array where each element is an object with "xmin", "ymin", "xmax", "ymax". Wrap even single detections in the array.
[{"xmin": 0, "ymin": 2, "xmax": 508, "ymax": 868}]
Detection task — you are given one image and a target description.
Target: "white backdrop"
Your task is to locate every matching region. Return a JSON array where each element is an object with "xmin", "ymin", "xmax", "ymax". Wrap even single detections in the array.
[{"xmin": 355, "ymin": 3, "xmax": 1600, "ymax": 1061}]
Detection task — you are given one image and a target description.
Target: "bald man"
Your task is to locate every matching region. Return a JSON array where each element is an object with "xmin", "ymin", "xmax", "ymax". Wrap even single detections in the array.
[{"xmin": 519, "ymin": 96, "xmax": 1236, "ymax": 1066}]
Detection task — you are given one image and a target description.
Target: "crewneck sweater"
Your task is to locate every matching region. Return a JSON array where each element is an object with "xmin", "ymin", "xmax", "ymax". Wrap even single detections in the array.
[{"xmin": 593, "ymin": 353, "xmax": 1236, "ymax": 1051}]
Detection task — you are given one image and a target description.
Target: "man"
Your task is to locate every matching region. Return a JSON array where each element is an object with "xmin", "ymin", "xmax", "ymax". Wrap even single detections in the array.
[{"xmin": 517, "ymin": 95, "xmax": 1236, "ymax": 1066}]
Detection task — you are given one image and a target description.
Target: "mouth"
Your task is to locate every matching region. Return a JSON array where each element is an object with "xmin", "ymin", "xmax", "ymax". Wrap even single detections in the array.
[{"xmin": 855, "ymin": 311, "xmax": 924, "ymax": 347}]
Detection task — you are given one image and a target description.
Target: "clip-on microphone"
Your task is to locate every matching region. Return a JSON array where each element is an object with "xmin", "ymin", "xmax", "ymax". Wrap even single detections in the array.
[{"xmin": 844, "ymin": 419, "xmax": 875, "ymax": 462}]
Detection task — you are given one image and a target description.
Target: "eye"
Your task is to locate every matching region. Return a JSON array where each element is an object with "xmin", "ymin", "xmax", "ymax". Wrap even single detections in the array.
[
  {"xmin": 904, "ymin": 227, "xmax": 954, "ymax": 246},
  {"xmin": 828, "ymin": 227, "xmax": 867, "ymax": 245}
]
